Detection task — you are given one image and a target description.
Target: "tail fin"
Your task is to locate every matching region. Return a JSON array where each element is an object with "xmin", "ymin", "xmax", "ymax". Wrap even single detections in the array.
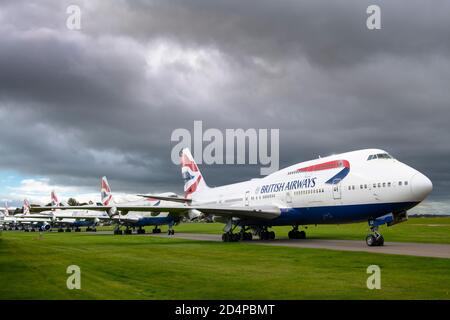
[
  {"xmin": 180, "ymin": 148, "xmax": 209, "ymax": 198},
  {"xmin": 51, "ymin": 190, "xmax": 59, "ymax": 207},
  {"xmin": 101, "ymin": 176, "xmax": 114, "ymax": 206},
  {"xmin": 23, "ymin": 199, "xmax": 30, "ymax": 215},
  {"xmin": 4, "ymin": 201, "xmax": 9, "ymax": 216}
]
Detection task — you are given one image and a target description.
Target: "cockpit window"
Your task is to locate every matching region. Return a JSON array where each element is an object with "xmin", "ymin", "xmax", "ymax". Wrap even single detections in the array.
[{"xmin": 367, "ymin": 153, "xmax": 393, "ymax": 161}]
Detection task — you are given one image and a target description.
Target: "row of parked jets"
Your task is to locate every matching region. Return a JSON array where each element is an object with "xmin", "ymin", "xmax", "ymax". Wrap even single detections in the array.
[{"xmin": 0, "ymin": 148, "xmax": 432, "ymax": 246}]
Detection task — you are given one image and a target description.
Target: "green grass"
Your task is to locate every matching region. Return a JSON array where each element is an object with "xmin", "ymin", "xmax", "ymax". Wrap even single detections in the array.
[
  {"xmin": 175, "ymin": 217, "xmax": 450, "ymax": 244},
  {"xmin": 0, "ymin": 230, "xmax": 449, "ymax": 300}
]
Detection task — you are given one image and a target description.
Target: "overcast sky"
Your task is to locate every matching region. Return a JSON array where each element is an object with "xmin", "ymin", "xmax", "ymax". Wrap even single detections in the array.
[{"xmin": 0, "ymin": 0, "xmax": 449, "ymax": 213}]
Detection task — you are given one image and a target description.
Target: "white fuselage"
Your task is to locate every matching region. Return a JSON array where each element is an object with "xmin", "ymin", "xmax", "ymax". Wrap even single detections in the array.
[{"xmin": 190, "ymin": 149, "xmax": 432, "ymax": 225}]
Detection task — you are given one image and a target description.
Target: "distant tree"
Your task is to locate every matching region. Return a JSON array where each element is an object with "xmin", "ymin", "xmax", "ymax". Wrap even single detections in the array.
[{"xmin": 67, "ymin": 198, "xmax": 79, "ymax": 206}]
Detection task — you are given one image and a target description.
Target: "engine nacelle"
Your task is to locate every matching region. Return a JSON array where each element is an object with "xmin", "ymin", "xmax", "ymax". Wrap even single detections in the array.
[
  {"xmin": 188, "ymin": 209, "xmax": 202, "ymax": 221},
  {"xmin": 40, "ymin": 223, "xmax": 51, "ymax": 231},
  {"xmin": 108, "ymin": 207, "xmax": 118, "ymax": 217}
]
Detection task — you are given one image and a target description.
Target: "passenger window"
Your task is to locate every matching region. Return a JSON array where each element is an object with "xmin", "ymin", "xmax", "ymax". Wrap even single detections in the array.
[
  {"xmin": 382, "ymin": 183, "xmax": 386, "ymax": 188},
  {"xmin": 388, "ymin": 182, "xmax": 391, "ymax": 187},
  {"xmin": 364, "ymin": 184, "xmax": 367, "ymax": 189},
  {"xmin": 378, "ymin": 183, "xmax": 381, "ymax": 188},
  {"xmin": 405, "ymin": 181, "xmax": 408, "ymax": 186},
  {"xmin": 399, "ymin": 181, "xmax": 402, "ymax": 186}
]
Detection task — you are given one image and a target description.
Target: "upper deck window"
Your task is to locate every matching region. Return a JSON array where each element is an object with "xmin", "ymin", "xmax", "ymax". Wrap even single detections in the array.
[{"xmin": 367, "ymin": 153, "xmax": 393, "ymax": 161}]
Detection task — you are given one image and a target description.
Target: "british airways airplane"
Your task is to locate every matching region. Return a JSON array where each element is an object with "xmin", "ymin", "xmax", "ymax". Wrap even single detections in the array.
[{"xmin": 139, "ymin": 148, "xmax": 432, "ymax": 246}]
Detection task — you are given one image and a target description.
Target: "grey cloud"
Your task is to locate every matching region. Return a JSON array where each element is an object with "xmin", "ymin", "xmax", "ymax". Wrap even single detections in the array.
[{"xmin": 0, "ymin": 0, "xmax": 449, "ymax": 209}]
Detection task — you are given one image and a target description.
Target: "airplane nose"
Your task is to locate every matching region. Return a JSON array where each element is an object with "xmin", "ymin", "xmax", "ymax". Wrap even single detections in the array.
[{"xmin": 410, "ymin": 173, "xmax": 433, "ymax": 200}]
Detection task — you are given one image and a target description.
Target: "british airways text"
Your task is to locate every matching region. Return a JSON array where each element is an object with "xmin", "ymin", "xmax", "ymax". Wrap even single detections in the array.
[{"xmin": 260, "ymin": 178, "xmax": 317, "ymax": 194}]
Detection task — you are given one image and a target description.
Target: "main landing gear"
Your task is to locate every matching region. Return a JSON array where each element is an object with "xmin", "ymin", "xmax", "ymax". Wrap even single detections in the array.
[
  {"xmin": 222, "ymin": 232, "xmax": 240, "ymax": 242},
  {"xmin": 221, "ymin": 219, "xmax": 241, "ymax": 242},
  {"xmin": 259, "ymin": 228, "xmax": 275, "ymax": 240},
  {"xmin": 288, "ymin": 225, "xmax": 306, "ymax": 239},
  {"xmin": 152, "ymin": 227, "xmax": 162, "ymax": 234},
  {"xmin": 136, "ymin": 227, "xmax": 145, "ymax": 234},
  {"xmin": 113, "ymin": 226, "xmax": 123, "ymax": 235}
]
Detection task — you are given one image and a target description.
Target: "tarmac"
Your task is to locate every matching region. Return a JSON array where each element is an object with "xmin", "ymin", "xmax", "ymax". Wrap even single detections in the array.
[{"xmin": 146, "ymin": 232, "xmax": 450, "ymax": 259}]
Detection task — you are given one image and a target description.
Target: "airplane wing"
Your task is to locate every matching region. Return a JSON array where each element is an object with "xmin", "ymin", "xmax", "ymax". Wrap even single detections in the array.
[
  {"xmin": 31, "ymin": 204, "xmax": 281, "ymax": 220},
  {"xmin": 137, "ymin": 194, "xmax": 192, "ymax": 204},
  {"xmin": 30, "ymin": 206, "xmax": 109, "ymax": 213},
  {"xmin": 111, "ymin": 204, "xmax": 281, "ymax": 220}
]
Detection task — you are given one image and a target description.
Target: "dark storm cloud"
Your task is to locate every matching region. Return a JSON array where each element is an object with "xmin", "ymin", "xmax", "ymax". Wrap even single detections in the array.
[{"xmin": 0, "ymin": 0, "xmax": 449, "ymax": 208}]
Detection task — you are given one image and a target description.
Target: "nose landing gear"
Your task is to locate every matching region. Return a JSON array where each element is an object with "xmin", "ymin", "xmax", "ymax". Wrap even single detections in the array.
[
  {"xmin": 366, "ymin": 226, "xmax": 384, "ymax": 246},
  {"xmin": 366, "ymin": 218, "xmax": 386, "ymax": 246}
]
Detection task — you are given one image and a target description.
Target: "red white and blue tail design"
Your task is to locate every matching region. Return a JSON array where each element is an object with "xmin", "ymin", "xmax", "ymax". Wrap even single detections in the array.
[
  {"xmin": 51, "ymin": 190, "xmax": 59, "ymax": 207},
  {"xmin": 23, "ymin": 199, "xmax": 30, "ymax": 215},
  {"xmin": 181, "ymin": 148, "xmax": 208, "ymax": 198},
  {"xmin": 101, "ymin": 176, "xmax": 114, "ymax": 206}
]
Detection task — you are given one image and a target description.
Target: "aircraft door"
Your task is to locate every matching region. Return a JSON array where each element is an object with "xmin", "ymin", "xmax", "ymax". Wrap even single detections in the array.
[
  {"xmin": 244, "ymin": 191, "xmax": 250, "ymax": 206},
  {"xmin": 285, "ymin": 191, "xmax": 292, "ymax": 204},
  {"xmin": 332, "ymin": 179, "xmax": 342, "ymax": 200}
]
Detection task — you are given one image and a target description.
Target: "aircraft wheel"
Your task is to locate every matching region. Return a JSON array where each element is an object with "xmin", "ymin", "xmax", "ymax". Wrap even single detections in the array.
[
  {"xmin": 375, "ymin": 235, "xmax": 384, "ymax": 246},
  {"xmin": 222, "ymin": 233, "xmax": 229, "ymax": 242},
  {"xmin": 366, "ymin": 234, "xmax": 376, "ymax": 246},
  {"xmin": 269, "ymin": 231, "xmax": 275, "ymax": 240},
  {"xmin": 260, "ymin": 231, "xmax": 268, "ymax": 240}
]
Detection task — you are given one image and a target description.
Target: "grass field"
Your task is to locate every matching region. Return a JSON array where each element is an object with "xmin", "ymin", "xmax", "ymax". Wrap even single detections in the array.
[
  {"xmin": 174, "ymin": 217, "xmax": 450, "ymax": 244},
  {"xmin": 1, "ymin": 222, "xmax": 449, "ymax": 300}
]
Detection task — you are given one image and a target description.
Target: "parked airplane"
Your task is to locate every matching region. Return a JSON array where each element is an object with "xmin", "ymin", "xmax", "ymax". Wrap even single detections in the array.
[
  {"xmin": 30, "ymin": 178, "xmax": 193, "ymax": 235},
  {"xmin": 1, "ymin": 202, "xmax": 19, "ymax": 230},
  {"xmin": 36, "ymin": 191, "xmax": 110, "ymax": 232},
  {"xmin": 17, "ymin": 199, "xmax": 54, "ymax": 232},
  {"xmin": 99, "ymin": 177, "xmax": 189, "ymax": 235},
  {"xmin": 139, "ymin": 148, "xmax": 433, "ymax": 246}
]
